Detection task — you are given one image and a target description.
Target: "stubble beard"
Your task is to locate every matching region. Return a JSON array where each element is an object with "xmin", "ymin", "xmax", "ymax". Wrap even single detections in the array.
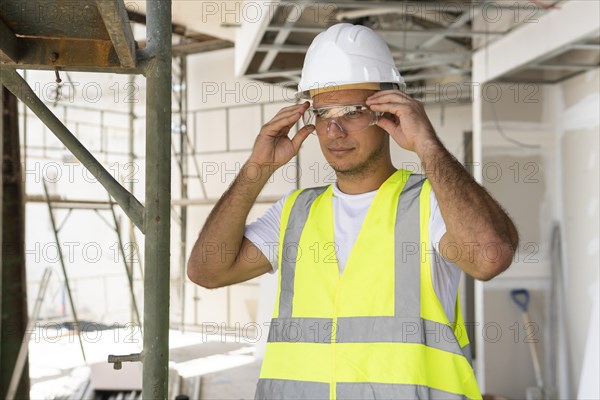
[{"xmin": 330, "ymin": 139, "xmax": 386, "ymax": 179}]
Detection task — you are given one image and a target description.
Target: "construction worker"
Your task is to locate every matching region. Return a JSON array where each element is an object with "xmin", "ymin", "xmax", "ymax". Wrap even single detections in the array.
[{"xmin": 188, "ymin": 23, "xmax": 518, "ymax": 400}]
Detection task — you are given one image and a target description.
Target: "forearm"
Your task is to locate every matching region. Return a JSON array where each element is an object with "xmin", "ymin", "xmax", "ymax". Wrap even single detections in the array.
[
  {"xmin": 187, "ymin": 162, "xmax": 272, "ymax": 285},
  {"xmin": 417, "ymin": 138, "xmax": 519, "ymax": 280}
]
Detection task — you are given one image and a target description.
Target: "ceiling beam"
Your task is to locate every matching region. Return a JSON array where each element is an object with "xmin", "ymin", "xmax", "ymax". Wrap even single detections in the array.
[
  {"xmin": 258, "ymin": 4, "xmax": 307, "ymax": 73},
  {"xmin": 570, "ymin": 43, "xmax": 600, "ymax": 50},
  {"xmin": 257, "ymin": 43, "xmax": 474, "ymax": 57},
  {"xmin": 245, "ymin": 69, "xmax": 303, "ymax": 79},
  {"xmin": 266, "ymin": 25, "xmax": 504, "ymax": 37},
  {"xmin": 473, "ymin": 0, "xmax": 600, "ymax": 83},
  {"xmin": 417, "ymin": 3, "xmax": 479, "ymax": 50},
  {"xmin": 0, "ymin": 16, "xmax": 18, "ymax": 63},
  {"xmin": 281, "ymin": 0, "xmax": 549, "ymax": 11},
  {"xmin": 403, "ymin": 68, "xmax": 471, "ymax": 82},
  {"xmin": 531, "ymin": 63, "xmax": 600, "ymax": 71},
  {"xmin": 172, "ymin": 39, "xmax": 233, "ymax": 56},
  {"xmin": 95, "ymin": 0, "xmax": 137, "ymax": 68},
  {"xmin": 398, "ymin": 53, "xmax": 472, "ymax": 71}
]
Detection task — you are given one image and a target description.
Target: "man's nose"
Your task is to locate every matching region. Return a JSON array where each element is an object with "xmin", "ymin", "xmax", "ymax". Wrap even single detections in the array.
[{"xmin": 326, "ymin": 119, "xmax": 346, "ymax": 138}]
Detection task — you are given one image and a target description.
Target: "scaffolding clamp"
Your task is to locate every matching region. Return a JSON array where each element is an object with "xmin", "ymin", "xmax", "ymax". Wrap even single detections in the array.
[{"xmin": 108, "ymin": 352, "xmax": 143, "ymax": 370}]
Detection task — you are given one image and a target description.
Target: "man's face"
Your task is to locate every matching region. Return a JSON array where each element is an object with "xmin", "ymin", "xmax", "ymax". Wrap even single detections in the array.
[{"xmin": 312, "ymin": 89, "xmax": 389, "ymax": 177}]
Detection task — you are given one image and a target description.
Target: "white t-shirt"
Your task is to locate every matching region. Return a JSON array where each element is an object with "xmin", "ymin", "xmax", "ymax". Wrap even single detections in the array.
[{"xmin": 244, "ymin": 183, "xmax": 462, "ymax": 322}]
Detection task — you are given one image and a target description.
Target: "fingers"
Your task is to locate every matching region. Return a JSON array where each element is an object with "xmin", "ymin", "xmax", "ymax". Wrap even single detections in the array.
[
  {"xmin": 291, "ymin": 124, "xmax": 315, "ymax": 153},
  {"xmin": 366, "ymin": 89, "xmax": 414, "ymax": 103},
  {"xmin": 376, "ymin": 117, "xmax": 397, "ymax": 135},
  {"xmin": 366, "ymin": 90, "xmax": 418, "ymax": 109},
  {"xmin": 366, "ymin": 90, "xmax": 425, "ymax": 117},
  {"xmin": 262, "ymin": 102, "xmax": 310, "ymax": 137}
]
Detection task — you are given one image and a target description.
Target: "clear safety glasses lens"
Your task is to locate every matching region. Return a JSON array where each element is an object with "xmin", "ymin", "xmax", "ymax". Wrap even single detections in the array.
[{"xmin": 302, "ymin": 104, "xmax": 382, "ymax": 134}]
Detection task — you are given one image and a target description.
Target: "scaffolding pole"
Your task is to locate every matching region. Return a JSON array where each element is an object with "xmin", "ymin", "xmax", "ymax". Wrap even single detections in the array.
[
  {"xmin": 42, "ymin": 180, "xmax": 87, "ymax": 363},
  {"xmin": 6, "ymin": 268, "xmax": 52, "ymax": 400},
  {"xmin": 177, "ymin": 54, "xmax": 188, "ymax": 332},
  {"xmin": 108, "ymin": 202, "xmax": 142, "ymax": 329},
  {"xmin": 142, "ymin": 1, "xmax": 172, "ymax": 399}
]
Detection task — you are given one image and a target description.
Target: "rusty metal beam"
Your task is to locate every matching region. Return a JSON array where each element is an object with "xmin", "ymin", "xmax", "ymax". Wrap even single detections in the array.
[
  {"xmin": 0, "ymin": 17, "xmax": 18, "ymax": 63},
  {"xmin": 0, "ymin": 61, "xmax": 146, "ymax": 75},
  {"xmin": 1, "ymin": 37, "xmax": 147, "ymax": 74},
  {"xmin": 95, "ymin": 0, "xmax": 136, "ymax": 68},
  {"xmin": 18, "ymin": 37, "xmax": 117, "ymax": 68}
]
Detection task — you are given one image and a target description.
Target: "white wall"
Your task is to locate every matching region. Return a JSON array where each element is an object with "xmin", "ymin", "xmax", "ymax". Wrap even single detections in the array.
[
  {"xmin": 22, "ymin": 69, "xmax": 147, "ymax": 326},
  {"xmin": 557, "ymin": 68, "xmax": 600, "ymax": 399},
  {"xmin": 472, "ymin": 72, "xmax": 599, "ymax": 399}
]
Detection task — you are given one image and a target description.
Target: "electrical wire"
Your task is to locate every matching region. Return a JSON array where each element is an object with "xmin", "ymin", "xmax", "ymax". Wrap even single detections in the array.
[
  {"xmin": 489, "ymin": 100, "xmax": 541, "ymax": 149},
  {"xmin": 483, "ymin": 4, "xmax": 541, "ymax": 149}
]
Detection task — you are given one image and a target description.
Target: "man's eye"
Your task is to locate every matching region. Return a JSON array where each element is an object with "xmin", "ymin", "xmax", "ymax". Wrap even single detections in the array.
[{"xmin": 344, "ymin": 109, "xmax": 367, "ymax": 119}]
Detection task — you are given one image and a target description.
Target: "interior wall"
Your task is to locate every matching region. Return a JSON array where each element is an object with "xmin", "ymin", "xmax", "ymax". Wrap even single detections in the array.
[
  {"xmin": 475, "ymin": 71, "xmax": 599, "ymax": 399},
  {"xmin": 21, "ymin": 69, "xmax": 147, "ymax": 325},
  {"xmin": 557, "ymin": 68, "xmax": 600, "ymax": 398},
  {"xmin": 478, "ymin": 82, "xmax": 555, "ymax": 398}
]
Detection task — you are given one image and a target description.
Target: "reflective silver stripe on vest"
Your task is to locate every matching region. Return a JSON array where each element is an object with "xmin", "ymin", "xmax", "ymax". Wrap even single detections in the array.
[
  {"xmin": 335, "ymin": 317, "xmax": 463, "ymax": 355},
  {"xmin": 394, "ymin": 173, "xmax": 426, "ymax": 319},
  {"xmin": 255, "ymin": 380, "xmax": 467, "ymax": 400},
  {"xmin": 462, "ymin": 343, "xmax": 473, "ymax": 366},
  {"xmin": 279, "ymin": 186, "xmax": 328, "ymax": 319},
  {"xmin": 267, "ymin": 317, "xmax": 334, "ymax": 343},
  {"xmin": 336, "ymin": 382, "xmax": 468, "ymax": 400},
  {"xmin": 255, "ymin": 379, "xmax": 329, "ymax": 400},
  {"xmin": 266, "ymin": 316, "xmax": 463, "ymax": 355}
]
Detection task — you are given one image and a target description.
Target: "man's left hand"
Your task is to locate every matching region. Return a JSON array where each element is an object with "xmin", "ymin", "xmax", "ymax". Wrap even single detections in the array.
[{"xmin": 366, "ymin": 90, "xmax": 438, "ymax": 154}]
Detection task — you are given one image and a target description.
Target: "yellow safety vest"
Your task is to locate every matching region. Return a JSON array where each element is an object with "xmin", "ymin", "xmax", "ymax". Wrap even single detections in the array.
[{"xmin": 256, "ymin": 169, "xmax": 482, "ymax": 400}]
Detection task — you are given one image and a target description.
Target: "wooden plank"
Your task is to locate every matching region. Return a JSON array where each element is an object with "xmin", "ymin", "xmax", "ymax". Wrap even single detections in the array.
[
  {"xmin": 0, "ymin": 16, "xmax": 18, "ymax": 62},
  {"xmin": 95, "ymin": 0, "xmax": 136, "ymax": 68}
]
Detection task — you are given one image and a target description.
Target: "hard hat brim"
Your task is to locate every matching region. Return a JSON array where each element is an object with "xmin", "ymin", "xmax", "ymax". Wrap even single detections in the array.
[{"xmin": 296, "ymin": 82, "xmax": 405, "ymax": 100}]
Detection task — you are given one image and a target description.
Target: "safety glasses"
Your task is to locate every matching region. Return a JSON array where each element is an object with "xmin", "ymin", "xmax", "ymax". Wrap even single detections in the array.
[{"xmin": 302, "ymin": 104, "xmax": 383, "ymax": 134}]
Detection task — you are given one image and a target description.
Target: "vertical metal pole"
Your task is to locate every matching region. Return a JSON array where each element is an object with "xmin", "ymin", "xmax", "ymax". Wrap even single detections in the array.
[
  {"xmin": 179, "ymin": 55, "xmax": 188, "ymax": 333},
  {"xmin": 6, "ymin": 268, "xmax": 52, "ymax": 400},
  {"xmin": 42, "ymin": 180, "xmax": 86, "ymax": 363},
  {"xmin": 143, "ymin": 1, "xmax": 172, "ymax": 399},
  {"xmin": 472, "ymin": 81, "xmax": 485, "ymax": 389},
  {"xmin": 22, "ymin": 71, "xmax": 27, "ymax": 178},
  {"xmin": 225, "ymin": 108, "xmax": 230, "ymax": 152},
  {"xmin": 0, "ymin": 78, "xmax": 4, "ymax": 384},
  {"xmin": 109, "ymin": 203, "xmax": 141, "ymax": 328},
  {"xmin": 100, "ymin": 110, "xmax": 105, "ymax": 161},
  {"xmin": 128, "ymin": 74, "xmax": 136, "ymax": 327}
]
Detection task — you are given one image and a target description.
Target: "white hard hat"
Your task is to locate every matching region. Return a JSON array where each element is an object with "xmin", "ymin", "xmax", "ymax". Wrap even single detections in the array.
[{"xmin": 296, "ymin": 23, "xmax": 405, "ymax": 99}]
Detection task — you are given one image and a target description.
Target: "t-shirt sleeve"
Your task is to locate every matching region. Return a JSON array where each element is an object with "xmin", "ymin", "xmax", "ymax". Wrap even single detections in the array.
[
  {"xmin": 243, "ymin": 194, "xmax": 288, "ymax": 274},
  {"xmin": 429, "ymin": 189, "xmax": 462, "ymax": 324}
]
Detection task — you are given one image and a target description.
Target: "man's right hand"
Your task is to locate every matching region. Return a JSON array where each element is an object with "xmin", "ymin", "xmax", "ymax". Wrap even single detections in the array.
[{"xmin": 248, "ymin": 102, "xmax": 315, "ymax": 170}]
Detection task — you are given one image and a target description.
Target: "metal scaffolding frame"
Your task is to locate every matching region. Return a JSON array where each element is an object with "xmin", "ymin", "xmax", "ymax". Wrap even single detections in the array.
[{"xmin": 0, "ymin": 1, "xmax": 172, "ymax": 397}]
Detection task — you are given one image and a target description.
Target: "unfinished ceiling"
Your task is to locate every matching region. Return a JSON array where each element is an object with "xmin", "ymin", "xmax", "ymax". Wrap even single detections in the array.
[
  {"xmin": 1, "ymin": 0, "xmax": 597, "ymax": 98},
  {"xmin": 233, "ymin": 0, "xmax": 599, "ymax": 102}
]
